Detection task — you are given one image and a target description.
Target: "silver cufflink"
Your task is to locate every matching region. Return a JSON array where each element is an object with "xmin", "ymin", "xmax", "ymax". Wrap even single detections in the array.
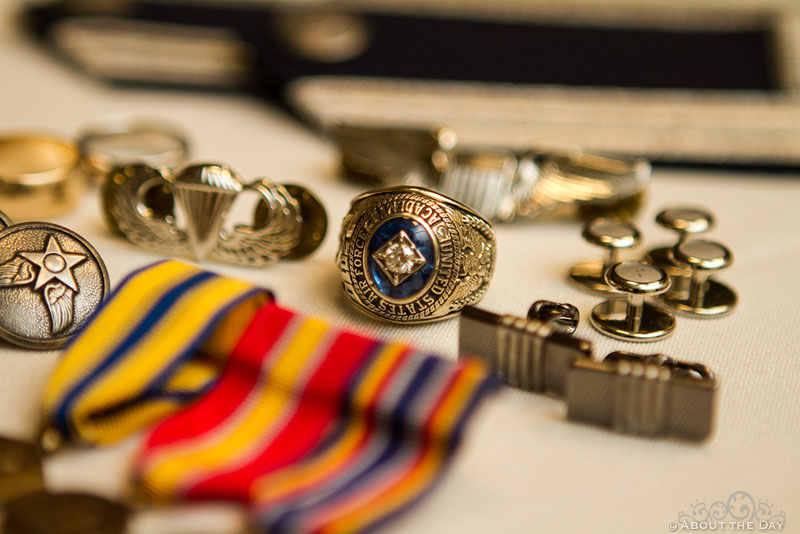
[
  {"xmin": 569, "ymin": 218, "xmax": 641, "ymax": 294},
  {"xmin": 645, "ymin": 207, "xmax": 715, "ymax": 293},
  {"xmin": 663, "ymin": 240, "xmax": 737, "ymax": 317},
  {"xmin": 459, "ymin": 302, "xmax": 591, "ymax": 395},
  {"xmin": 567, "ymin": 351, "xmax": 717, "ymax": 440},
  {"xmin": 459, "ymin": 302, "xmax": 717, "ymax": 441},
  {"xmin": 573, "ymin": 209, "xmax": 736, "ymax": 341},
  {"xmin": 639, "ymin": 207, "xmax": 737, "ymax": 318},
  {"xmin": 589, "ymin": 261, "xmax": 676, "ymax": 342}
]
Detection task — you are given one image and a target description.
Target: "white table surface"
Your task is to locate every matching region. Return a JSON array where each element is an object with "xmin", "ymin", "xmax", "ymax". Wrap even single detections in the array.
[{"xmin": 1, "ymin": 2, "xmax": 799, "ymax": 533}]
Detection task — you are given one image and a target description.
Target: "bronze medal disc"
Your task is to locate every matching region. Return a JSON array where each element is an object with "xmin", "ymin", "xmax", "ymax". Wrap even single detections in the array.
[
  {"xmin": 0, "ymin": 438, "xmax": 43, "ymax": 503},
  {"xmin": 3, "ymin": 491, "xmax": 128, "ymax": 534}
]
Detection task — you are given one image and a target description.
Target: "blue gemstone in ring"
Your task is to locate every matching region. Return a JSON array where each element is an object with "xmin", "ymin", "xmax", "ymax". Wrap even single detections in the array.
[{"xmin": 367, "ymin": 217, "xmax": 435, "ymax": 300}]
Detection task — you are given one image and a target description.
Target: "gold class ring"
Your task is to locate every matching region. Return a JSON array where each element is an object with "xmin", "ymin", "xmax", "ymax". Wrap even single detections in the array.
[
  {"xmin": 0, "ymin": 134, "xmax": 84, "ymax": 221},
  {"xmin": 337, "ymin": 186, "xmax": 496, "ymax": 323}
]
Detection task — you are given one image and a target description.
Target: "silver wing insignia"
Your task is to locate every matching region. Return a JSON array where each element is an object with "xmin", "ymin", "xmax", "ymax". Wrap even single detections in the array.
[
  {"xmin": 43, "ymin": 281, "xmax": 75, "ymax": 334},
  {"xmin": 212, "ymin": 180, "xmax": 302, "ymax": 266},
  {"xmin": 106, "ymin": 164, "xmax": 190, "ymax": 255},
  {"xmin": 0, "ymin": 257, "xmax": 36, "ymax": 287}
]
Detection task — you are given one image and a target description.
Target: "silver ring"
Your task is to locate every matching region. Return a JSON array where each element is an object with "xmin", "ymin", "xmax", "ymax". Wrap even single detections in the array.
[{"xmin": 77, "ymin": 115, "xmax": 190, "ymax": 182}]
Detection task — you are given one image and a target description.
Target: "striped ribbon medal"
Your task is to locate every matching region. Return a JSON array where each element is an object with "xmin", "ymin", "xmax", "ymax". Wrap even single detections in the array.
[
  {"xmin": 43, "ymin": 261, "xmax": 496, "ymax": 533},
  {"xmin": 43, "ymin": 260, "xmax": 271, "ymax": 445}
]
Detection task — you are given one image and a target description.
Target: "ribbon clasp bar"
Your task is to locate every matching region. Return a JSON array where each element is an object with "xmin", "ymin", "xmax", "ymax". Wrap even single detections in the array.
[{"xmin": 567, "ymin": 352, "xmax": 717, "ymax": 440}]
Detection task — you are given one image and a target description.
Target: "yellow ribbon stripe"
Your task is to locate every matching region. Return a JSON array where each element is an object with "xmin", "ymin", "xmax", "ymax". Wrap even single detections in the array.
[{"xmin": 43, "ymin": 260, "xmax": 270, "ymax": 445}]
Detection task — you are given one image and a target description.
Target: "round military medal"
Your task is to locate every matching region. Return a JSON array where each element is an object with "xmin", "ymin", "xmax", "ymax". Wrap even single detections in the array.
[
  {"xmin": 0, "ymin": 223, "xmax": 108, "ymax": 349},
  {"xmin": 3, "ymin": 491, "xmax": 127, "ymax": 534},
  {"xmin": 0, "ymin": 437, "xmax": 43, "ymax": 503}
]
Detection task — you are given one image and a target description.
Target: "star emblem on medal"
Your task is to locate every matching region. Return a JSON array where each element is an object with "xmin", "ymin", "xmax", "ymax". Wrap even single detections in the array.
[
  {"xmin": 0, "ymin": 235, "xmax": 86, "ymax": 334},
  {"xmin": 372, "ymin": 230, "xmax": 427, "ymax": 286}
]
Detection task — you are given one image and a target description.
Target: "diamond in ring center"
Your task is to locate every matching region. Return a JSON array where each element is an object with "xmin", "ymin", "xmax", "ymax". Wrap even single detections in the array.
[{"xmin": 372, "ymin": 230, "xmax": 427, "ymax": 287}]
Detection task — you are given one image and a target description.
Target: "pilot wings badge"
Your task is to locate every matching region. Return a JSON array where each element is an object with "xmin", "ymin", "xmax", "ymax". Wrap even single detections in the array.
[
  {"xmin": 0, "ymin": 236, "xmax": 86, "ymax": 335},
  {"xmin": 103, "ymin": 163, "xmax": 327, "ymax": 266}
]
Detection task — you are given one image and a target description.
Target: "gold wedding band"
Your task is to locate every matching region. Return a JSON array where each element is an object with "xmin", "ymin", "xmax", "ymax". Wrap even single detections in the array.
[{"xmin": 0, "ymin": 134, "xmax": 84, "ymax": 221}]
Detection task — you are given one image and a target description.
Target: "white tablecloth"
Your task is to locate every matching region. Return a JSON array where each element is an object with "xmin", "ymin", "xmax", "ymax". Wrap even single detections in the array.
[{"xmin": 1, "ymin": 3, "xmax": 798, "ymax": 533}]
